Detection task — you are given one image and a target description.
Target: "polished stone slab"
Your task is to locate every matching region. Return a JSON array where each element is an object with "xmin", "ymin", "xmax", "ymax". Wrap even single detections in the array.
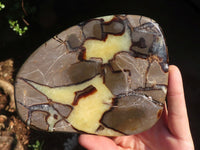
[{"xmin": 15, "ymin": 14, "xmax": 168, "ymax": 136}]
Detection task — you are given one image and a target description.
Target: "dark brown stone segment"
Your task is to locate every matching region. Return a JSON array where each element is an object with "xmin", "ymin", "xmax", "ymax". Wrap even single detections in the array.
[
  {"xmin": 16, "ymin": 79, "xmax": 49, "ymax": 106},
  {"xmin": 16, "ymin": 102, "xmax": 29, "ymax": 122},
  {"xmin": 133, "ymin": 22, "xmax": 160, "ymax": 35},
  {"xmin": 110, "ymin": 52, "xmax": 149, "ymax": 89},
  {"xmin": 67, "ymin": 34, "xmax": 82, "ymax": 49},
  {"xmin": 66, "ymin": 61, "xmax": 101, "ymax": 84},
  {"xmin": 30, "ymin": 111, "xmax": 49, "ymax": 130},
  {"xmin": 146, "ymin": 60, "xmax": 168, "ymax": 87},
  {"xmin": 104, "ymin": 65, "xmax": 130, "ymax": 95},
  {"xmin": 54, "ymin": 120, "xmax": 77, "ymax": 132},
  {"xmin": 132, "ymin": 37, "xmax": 147, "ymax": 48},
  {"xmin": 136, "ymin": 89, "xmax": 166, "ymax": 104},
  {"xmin": 101, "ymin": 94, "xmax": 163, "ymax": 135},
  {"xmin": 52, "ymin": 103, "xmax": 72, "ymax": 118},
  {"xmin": 127, "ymin": 16, "xmax": 168, "ymax": 65},
  {"xmin": 127, "ymin": 15, "xmax": 156, "ymax": 29},
  {"xmin": 103, "ymin": 21, "xmax": 124, "ymax": 34},
  {"xmin": 96, "ymin": 125, "xmax": 105, "ymax": 132},
  {"xmin": 83, "ymin": 20, "xmax": 102, "ymax": 40},
  {"xmin": 63, "ymin": 25, "xmax": 85, "ymax": 51},
  {"xmin": 131, "ymin": 31, "xmax": 154, "ymax": 55}
]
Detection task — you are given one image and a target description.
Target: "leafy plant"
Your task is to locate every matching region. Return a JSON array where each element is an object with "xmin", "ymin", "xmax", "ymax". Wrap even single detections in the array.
[
  {"xmin": 0, "ymin": 1, "xmax": 5, "ymax": 10},
  {"xmin": 9, "ymin": 19, "xmax": 28, "ymax": 36},
  {"xmin": 0, "ymin": 0, "xmax": 37, "ymax": 36},
  {"xmin": 28, "ymin": 140, "xmax": 44, "ymax": 150}
]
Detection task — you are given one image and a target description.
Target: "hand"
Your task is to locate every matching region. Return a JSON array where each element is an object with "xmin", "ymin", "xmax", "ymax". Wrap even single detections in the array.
[{"xmin": 79, "ymin": 65, "xmax": 194, "ymax": 150}]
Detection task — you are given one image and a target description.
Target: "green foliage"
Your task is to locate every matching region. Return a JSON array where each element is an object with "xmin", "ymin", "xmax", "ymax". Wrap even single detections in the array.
[
  {"xmin": 0, "ymin": 0, "xmax": 37, "ymax": 36},
  {"xmin": 28, "ymin": 140, "xmax": 44, "ymax": 150},
  {"xmin": 9, "ymin": 19, "xmax": 28, "ymax": 36},
  {"xmin": 0, "ymin": 1, "xmax": 5, "ymax": 10}
]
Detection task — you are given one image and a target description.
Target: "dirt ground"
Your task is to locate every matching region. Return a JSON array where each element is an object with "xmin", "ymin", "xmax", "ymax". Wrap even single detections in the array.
[{"xmin": 0, "ymin": 59, "xmax": 85, "ymax": 150}]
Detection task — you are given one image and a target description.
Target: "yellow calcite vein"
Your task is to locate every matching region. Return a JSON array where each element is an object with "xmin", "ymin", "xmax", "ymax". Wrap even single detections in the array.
[
  {"xmin": 96, "ymin": 15, "xmax": 114, "ymax": 22},
  {"xmin": 83, "ymin": 30, "xmax": 131, "ymax": 63},
  {"xmin": 25, "ymin": 75, "xmax": 122, "ymax": 136}
]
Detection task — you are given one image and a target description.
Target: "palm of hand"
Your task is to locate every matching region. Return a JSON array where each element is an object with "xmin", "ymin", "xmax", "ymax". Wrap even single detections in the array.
[{"xmin": 79, "ymin": 66, "xmax": 194, "ymax": 150}]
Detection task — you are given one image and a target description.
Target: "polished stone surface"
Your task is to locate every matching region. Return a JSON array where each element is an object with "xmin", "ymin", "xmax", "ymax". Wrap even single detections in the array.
[{"xmin": 15, "ymin": 15, "xmax": 168, "ymax": 136}]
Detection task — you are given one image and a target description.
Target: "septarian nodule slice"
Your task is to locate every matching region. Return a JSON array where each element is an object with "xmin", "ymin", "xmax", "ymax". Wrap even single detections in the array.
[{"xmin": 15, "ymin": 14, "xmax": 168, "ymax": 136}]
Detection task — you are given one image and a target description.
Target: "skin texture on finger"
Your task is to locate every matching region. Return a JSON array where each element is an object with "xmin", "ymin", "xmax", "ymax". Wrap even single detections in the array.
[
  {"xmin": 79, "ymin": 134, "xmax": 118, "ymax": 150},
  {"xmin": 167, "ymin": 65, "xmax": 193, "ymax": 141},
  {"xmin": 113, "ymin": 135, "xmax": 147, "ymax": 150},
  {"xmin": 130, "ymin": 108, "xmax": 173, "ymax": 150}
]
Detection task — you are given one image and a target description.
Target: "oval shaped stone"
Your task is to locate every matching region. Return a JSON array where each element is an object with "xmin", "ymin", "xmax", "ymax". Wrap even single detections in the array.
[{"xmin": 15, "ymin": 15, "xmax": 168, "ymax": 136}]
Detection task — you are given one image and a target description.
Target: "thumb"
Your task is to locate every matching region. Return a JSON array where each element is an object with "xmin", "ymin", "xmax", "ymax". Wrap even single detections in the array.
[
  {"xmin": 79, "ymin": 134, "xmax": 118, "ymax": 150},
  {"xmin": 167, "ymin": 65, "xmax": 192, "ymax": 141}
]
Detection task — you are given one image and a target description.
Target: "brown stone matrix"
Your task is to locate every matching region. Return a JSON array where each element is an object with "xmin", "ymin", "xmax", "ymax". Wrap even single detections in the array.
[{"xmin": 15, "ymin": 15, "xmax": 168, "ymax": 136}]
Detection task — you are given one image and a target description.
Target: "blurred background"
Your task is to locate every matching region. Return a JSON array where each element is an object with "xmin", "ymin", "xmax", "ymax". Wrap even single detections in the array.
[{"xmin": 0, "ymin": 0, "xmax": 199, "ymax": 149}]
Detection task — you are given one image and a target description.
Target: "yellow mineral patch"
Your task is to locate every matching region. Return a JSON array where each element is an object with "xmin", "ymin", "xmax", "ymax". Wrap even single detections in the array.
[
  {"xmin": 65, "ymin": 75, "xmax": 120, "ymax": 135},
  {"xmin": 97, "ymin": 127, "xmax": 123, "ymax": 136},
  {"xmin": 83, "ymin": 30, "xmax": 131, "ymax": 63},
  {"xmin": 26, "ymin": 75, "xmax": 120, "ymax": 136},
  {"xmin": 47, "ymin": 108, "xmax": 62, "ymax": 131},
  {"xmin": 67, "ymin": 80, "xmax": 113, "ymax": 133},
  {"xmin": 25, "ymin": 76, "xmax": 122, "ymax": 136},
  {"xmin": 26, "ymin": 76, "xmax": 107, "ymax": 105},
  {"xmin": 96, "ymin": 15, "xmax": 114, "ymax": 22}
]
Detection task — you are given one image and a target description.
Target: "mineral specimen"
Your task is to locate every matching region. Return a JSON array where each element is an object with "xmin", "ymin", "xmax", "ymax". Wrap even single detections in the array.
[{"xmin": 15, "ymin": 15, "xmax": 168, "ymax": 136}]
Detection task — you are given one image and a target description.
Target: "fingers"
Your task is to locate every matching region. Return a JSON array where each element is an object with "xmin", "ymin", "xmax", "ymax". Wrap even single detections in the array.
[
  {"xmin": 167, "ymin": 65, "xmax": 192, "ymax": 140},
  {"xmin": 79, "ymin": 134, "xmax": 118, "ymax": 150}
]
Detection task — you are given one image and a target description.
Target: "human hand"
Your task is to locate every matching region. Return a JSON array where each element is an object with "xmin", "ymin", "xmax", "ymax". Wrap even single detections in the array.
[{"xmin": 79, "ymin": 65, "xmax": 194, "ymax": 150}]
